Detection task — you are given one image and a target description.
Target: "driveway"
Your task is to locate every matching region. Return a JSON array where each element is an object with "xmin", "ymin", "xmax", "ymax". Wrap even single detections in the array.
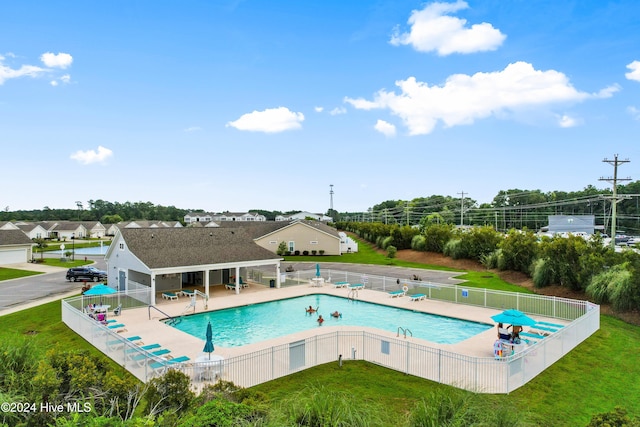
[{"xmin": 0, "ymin": 255, "xmax": 107, "ymax": 314}]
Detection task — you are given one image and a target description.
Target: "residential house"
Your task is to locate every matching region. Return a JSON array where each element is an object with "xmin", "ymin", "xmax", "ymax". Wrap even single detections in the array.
[
  {"xmin": 0, "ymin": 230, "xmax": 34, "ymax": 265},
  {"xmin": 277, "ymin": 211, "xmax": 333, "ymax": 222},
  {"xmin": 184, "ymin": 211, "xmax": 266, "ymax": 223}
]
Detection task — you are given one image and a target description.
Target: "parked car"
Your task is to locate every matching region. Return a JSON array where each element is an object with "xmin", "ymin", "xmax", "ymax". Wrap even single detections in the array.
[{"xmin": 66, "ymin": 267, "xmax": 107, "ymax": 282}]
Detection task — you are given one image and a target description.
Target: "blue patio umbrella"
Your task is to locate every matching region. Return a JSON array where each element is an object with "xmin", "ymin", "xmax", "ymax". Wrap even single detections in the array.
[
  {"xmin": 203, "ymin": 321, "xmax": 214, "ymax": 359},
  {"xmin": 316, "ymin": 263, "xmax": 321, "ymax": 277},
  {"xmin": 491, "ymin": 309, "xmax": 537, "ymax": 326},
  {"xmin": 83, "ymin": 284, "xmax": 117, "ymax": 305}
]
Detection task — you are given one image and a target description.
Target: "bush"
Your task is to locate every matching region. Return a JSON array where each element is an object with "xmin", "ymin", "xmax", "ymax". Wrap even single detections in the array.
[
  {"xmin": 587, "ymin": 406, "xmax": 640, "ymax": 426},
  {"xmin": 145, "ymin": 369, "xmax": 194, "ymax": 417},
  {"xmin": 319, "ymin": 250, "xmax": 325, "ymax": 255},
  {"xmin": 311, "ymin": 250, "xmax": 317, "ymax": 255},
  {"xmin": 586, "ymin": 263, "xmax": 636, "ymax": 311},
  {"xmin": 387, "ymin": 245, "xmax": 397, "ymax": 259},
  {"xmin": 443, "ymin": 239, "xmax": 463, "ymax": 259},
  {"xmin": 302, "ymin": 250, "xmax": 309, "ymax": 256},
  {"xmin": 531, "ymin": 258, "xmax": 554, "ymax": 288},
  {"xmin": 276, "ymin": 241, "xmax": 287, "ymax": 256},
  {"xmin": 411, "ymin": 235, "xmax": 426, "ymax": 251},
  {"xmin": 294, "ymin": 250, "xmax": 300, "ymax": 256}
]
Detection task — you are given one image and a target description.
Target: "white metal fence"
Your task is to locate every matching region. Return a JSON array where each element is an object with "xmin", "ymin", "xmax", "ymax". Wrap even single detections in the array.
[{"xmin": 62, "ymin": 270, "xmax": 600, "ymax": 393}]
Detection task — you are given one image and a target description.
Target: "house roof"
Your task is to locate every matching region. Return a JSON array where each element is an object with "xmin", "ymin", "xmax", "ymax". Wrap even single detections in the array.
[
  {"xmin": 0, "ymin": 229, "xmax": 33, "ymax": 245},
  {"xmin": 216, "ymin": 219, "xmax": 340, "ymax": 239},
  {"xmin": 118, "ymin": 227, "xmax": 280, "ymax": 269}
]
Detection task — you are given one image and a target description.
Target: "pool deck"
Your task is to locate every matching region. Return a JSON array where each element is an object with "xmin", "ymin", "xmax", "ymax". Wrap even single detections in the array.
[{"xmin": 111, "ymin": 282, "xmax": 567, "ymax": 362}]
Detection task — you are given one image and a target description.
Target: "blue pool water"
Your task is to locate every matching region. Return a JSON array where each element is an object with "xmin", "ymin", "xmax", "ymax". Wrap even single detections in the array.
[
  {"xmin": 53, "ymin": 245, "xmax": 110, "ymax": 255},
  {"xmin": 166, "ymin": 295, "xmax": 491, "ymax": 347}
]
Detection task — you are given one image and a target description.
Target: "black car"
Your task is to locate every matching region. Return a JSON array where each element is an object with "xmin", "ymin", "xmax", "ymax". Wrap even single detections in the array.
[{"xmin": 66, "ymin": 267, "xmax": 107, "ymax": 282}]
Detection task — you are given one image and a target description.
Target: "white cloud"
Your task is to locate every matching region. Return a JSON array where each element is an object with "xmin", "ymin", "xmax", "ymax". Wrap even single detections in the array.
[
  {"xmin": 314, "ymin": 106, "xmax": 324, "ymax": 113},
  {"xmin": 0, "ymin": 57, "xmax": 45, "ymax": 85},
  {"xmin": 329, "ymin": 107, "xmax": 347, "ymax": 116},
  {"xmin": 625, "ymin": 61, "xmax": 640, "ymax": 82},
  {"xmin": 70, "ymin": 145, "xmax": 113, "ymax": 165},
  {"xmin": 557, "ymin": 114, "xmax": 581, "ymax": 128},
  {"xmin": 40, "ymin": 52, "xmax": 73, "ymax": 69},
  {"xmin": 60, "ymin": 74, "xmax": 71, "ymax": 83},
  {"xmin": 345, "ymin": 61, "xmax": 608, "ymax": 135},
  {"xmin": 374, "ymin": 119, "xmax": 397, "ymax": 137},
  {"xmin": 50, "ymin": 80, "xmax": 58, "ymax": 86},
  {"xmin": 628, "ymin": 106, "xmax": 640, "ymax": 120},
  {"xmin": 184, "ymin": 126, "xmax": 202, "ymax": 132},
  {"xmin": 226, "ymin": 107, "xmax": 304, "ymax": 133},
  {"xmin": 390, "ymin": 0, "xmax": 506, "ymax": 55}
]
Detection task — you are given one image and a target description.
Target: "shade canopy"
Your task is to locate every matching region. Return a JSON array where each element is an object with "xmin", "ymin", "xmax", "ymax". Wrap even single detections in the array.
[
  {"xmin": 491, "ymin": 309, "xmax": 537, "ymax": 326},
  {"xmin": 83, "ymin": 284, "xmax": 117, "ymax": 296},
  {"xmin": 203, "ymin": 321, "xmax": 214, "ymax": 358}
]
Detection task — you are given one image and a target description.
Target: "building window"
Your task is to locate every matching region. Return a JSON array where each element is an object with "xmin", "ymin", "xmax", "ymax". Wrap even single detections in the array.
[
  {"xmin": 288, "ymin": 241, "xmax": 295, "ymax": 253},
  {"xmin": 119, "ymin": 243, "xmax": 125, "ymax": 250}
]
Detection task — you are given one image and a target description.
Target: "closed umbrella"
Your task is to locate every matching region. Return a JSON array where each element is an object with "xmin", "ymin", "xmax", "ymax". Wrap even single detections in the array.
[
  {"xmin": 491, "ymin": 309, "xmax": 537, "ymax": 326},
  {"xmin": 203, "ymin": 321, "xmax": 214, "ymax": 360},
  {"xmin": 316, "ymin": 263, "xmax": 321, "ymax": 278}
]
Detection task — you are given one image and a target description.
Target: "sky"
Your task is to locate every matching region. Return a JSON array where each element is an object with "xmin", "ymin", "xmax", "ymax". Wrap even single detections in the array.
[{"xmin": 2, "ymin": 0, "xmax": 640, "ymax": 214}]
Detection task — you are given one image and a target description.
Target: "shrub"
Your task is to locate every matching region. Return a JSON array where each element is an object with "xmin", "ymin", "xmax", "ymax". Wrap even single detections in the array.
[
  {"xmin": 423, "ymin": 223, "xmax": 454, "ymax": 253},
  {"xmin": 586, "ymin": 263, "xmax": 636, "ymax": 311},
  {"xmin": 294, "ymin": 250, "xmax": 300, "ymax": 256},
  {"xmin": 276, "ymin": 241, "xmax": 287, "ymax": 256},
  {"xmin": 311, "ymin": 250, "xmax": 317, "ymax": 255},
  {"xmin": 145, "ymin": 369, "xmax": 194, "ymax": 417},
  {"xmin": 319, "ymin": 250, "xmax": 325, "ymax": 255},
  {"xmin": 480, "ymin": 249, "xmax": 500, "ymax": 269},
  {"xmin": 531, "ymin": 258, "xmax": 554, "ymax": 288},
  {"xmin": 587, "ymin": 406, "xmax": 640, "ymax": 427},
  {"xmin": 443, "ymin": 239, "xmax": 463, "ymax": 259},
  {"xmin": 302, "ymin": 250, "xmax": 309, "ymax": 256},
  {"xmin": 381, "ymin": 236, "xmax": 393, "ymax": 250},
  {"xmin": 411, "ymin": 235, "xmax": 426, "ymax": 251},
  {"xmin": 387, "ymin": 245, "xmax": 397, "ymax": 259}
]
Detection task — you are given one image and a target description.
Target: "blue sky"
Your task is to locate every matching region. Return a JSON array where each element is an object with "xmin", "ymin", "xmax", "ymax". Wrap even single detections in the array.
[{"xmin": 2, "ymin": 0, "xmax": 639, "ymax": 214}]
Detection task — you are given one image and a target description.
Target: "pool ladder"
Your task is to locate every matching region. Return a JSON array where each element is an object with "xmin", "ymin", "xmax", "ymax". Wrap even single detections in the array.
[
  {"xmin": 348, "ymin": 289, "xmax": 359, "ymax": 300},
  {"xmin": 397, "ymin": 326, "xmax": 413, "ymax": 339}
]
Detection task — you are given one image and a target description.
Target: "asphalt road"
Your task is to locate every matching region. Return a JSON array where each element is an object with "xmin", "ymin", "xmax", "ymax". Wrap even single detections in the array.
[{"xmin": 0, "ymin": 255, "xmax": 108, "ymax": 313}]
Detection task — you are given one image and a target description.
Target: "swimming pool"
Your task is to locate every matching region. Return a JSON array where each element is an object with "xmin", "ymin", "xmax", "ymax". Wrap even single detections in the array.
[{"xmin": 166, "ymin": 295, "xmax": 492, "ymax": 347}]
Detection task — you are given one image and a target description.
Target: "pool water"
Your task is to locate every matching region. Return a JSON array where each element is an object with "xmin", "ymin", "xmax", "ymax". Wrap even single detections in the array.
[{"xmin": 166, "ymin": 295, "xmax": 491, "ymax": 347}]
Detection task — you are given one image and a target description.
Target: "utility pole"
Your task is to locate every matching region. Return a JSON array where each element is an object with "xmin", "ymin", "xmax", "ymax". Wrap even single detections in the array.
[
  {"xmin": 599, "ymin": 154, "xmax": 631, "ymax": 249},
  {"xmin": 458, "ymin": 191, "xmax": 466, "ymax": 226}
]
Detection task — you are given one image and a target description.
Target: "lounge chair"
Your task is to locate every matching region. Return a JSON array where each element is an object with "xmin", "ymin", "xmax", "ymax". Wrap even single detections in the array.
[
  {"xmin": 530, "ymin": 324, "xmax": 559, "ymax": 333},
  {"xmin": 348, "ymin": 283, "xmax": 364, "ymax": 290},
  {"xmin": 332, "ymin": 281, "xmax": 349, "ymax": 288},
  {"xmin": 225, "ymin": 283, "xmax": 236, "ymax": 290},
  {"xmin": 162, "ymin": 292, "xmax": 178, "ymax": 300},
  {"xmin": 409, "ymin": 294, "xmax": 426, "ymax": 301},
  {"xmin": 388, "ymin": 290, "xmax": 405, "ymax": 298},
  {"xmin": 107, "ymin": 335, "xmax": 142, "ymax": 350},
  {"xmin": 520, "ymin": 331, "xmax": 545, "ymax": 341},
  {"xmin": 108, "ymin": 323, "xmax": 126, "ymax": 329},
  {"xmin": 535, "ymin": 321, "xmax": 563, "ymax": 329},
  {"xmin": 131, "ymin": 349, "xmax": 172, "ymax": 366},
  {"xmin": 240, "ymin": 277, "xmax": 249, "ymax": 288},
  {"xmin": 126, "ymin": 343, "xmax": 161, "ymax": 353},
  {"xmin": 180, "ymin": 289, "xmax": 195, "ymax": 297},
  {"xmin": 150, "ymin": 356, "xmax": 190, "ymax": 375},
  {"xmin": 112, "ymin": 304, "xmax": 122, "ymax": 316}
]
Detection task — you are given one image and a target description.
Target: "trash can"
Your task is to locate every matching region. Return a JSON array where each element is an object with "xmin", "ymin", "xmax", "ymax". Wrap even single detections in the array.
[{"xmin": 269, "ymin": 279, "xmax": 275, "ymax": 288}]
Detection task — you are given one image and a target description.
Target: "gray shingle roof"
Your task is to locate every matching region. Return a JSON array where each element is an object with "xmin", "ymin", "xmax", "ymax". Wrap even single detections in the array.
[
  {"xmin": 0, "ymin": 230, "xmax": 33, "ymax": 245},
  {"xmin": 119, "ymin": 227, "xmax": 280, "ymax": 269},
  {"xmin": 215, "ymin": 219, "xmax": 340, "ymax": 239}
]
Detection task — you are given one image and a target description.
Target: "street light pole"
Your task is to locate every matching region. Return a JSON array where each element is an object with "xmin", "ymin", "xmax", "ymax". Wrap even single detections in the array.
[{"xmin": 72, "ymin": 233, "xmax": 75, "ymax": 261}]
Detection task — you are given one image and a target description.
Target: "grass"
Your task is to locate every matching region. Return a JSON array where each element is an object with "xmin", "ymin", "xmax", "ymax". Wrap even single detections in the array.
[{"xmin": 0, "ymin": 267, "xmax": 42, "ymax": 280}]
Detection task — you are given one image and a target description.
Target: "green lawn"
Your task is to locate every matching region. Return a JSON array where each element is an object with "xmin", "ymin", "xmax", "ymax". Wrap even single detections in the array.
[{"xmin": 1, "ymin": 235, "xmax": 638, "ymax": 425}]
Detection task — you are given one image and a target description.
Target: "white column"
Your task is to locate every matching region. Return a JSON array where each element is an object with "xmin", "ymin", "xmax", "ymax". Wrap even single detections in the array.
[
  {"xmin": 150, "ymin": 272, "xmax": 157, "ymax": 305},
  {"xmin": 204, "ymin": 269, "xmax": 210, "ymax": 298},
  {"xmin": 276, "ymin": 263, "xmax": 281, "ymax": 288},
  {"xmin": 235, "ymin": 266, "xmax": 240, "ymax": 294}
]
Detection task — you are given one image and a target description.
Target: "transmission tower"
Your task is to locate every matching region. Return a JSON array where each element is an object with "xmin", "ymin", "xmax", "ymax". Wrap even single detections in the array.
[{"xmin": 599, "ymin": 154, "xmax": 631, "ymax": 248}]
